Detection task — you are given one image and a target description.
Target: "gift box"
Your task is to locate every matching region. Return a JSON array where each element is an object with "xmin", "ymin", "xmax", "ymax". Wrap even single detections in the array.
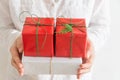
[
  {"xmin": 22, "ymin": 17, "xmax": 54, "ymax": 57},
  {"xmin": 55, "ymin": 18, "xmax": 87, "ymax": 58},
  {"xmin": 22, "ymin": 56, "xmax": 82, "ymax": 75}
]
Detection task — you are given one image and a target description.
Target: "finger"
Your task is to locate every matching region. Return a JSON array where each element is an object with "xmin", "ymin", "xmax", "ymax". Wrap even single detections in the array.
[
  {"xmin": 77, "ymin": 74, "xmax": 80, "ymax": 80},
  {"xmin": 12, "ymin": 57, "xmax": 23, "ymax": 70},
  {"xmin": 16, "ymin": 39, "xmax": 23, "ymax": 60},
  {"xmin": 82, "ymin": 51, "xmax": 93, "ymax": 63},
  {"xmin": 11, "ymin": 58, "xmax": 24, "ymax": 76},
  {"xmin": 11, "ymin": 47, "xmax": 23, "ymax": 68},
  {"xmin": 19, "ymin": 67, "xmax": 24, "ymax": 76},
  {"xmin": 78, "ymin": 67, "xmax": 91, "ymax": 74},
  {"xmin": 10, "ymin": 44, "xmax": 23, "ymax": 67},
  {"xmin": 13, "ymin": 57, "xmax": 23, "ymax": 68},
  {"xmin": 11, "ymin": 59, "xmax": 23, "ymax": 75},
  {"xmin": 84, "ymin": 38, "xmax": 95, "ymax": 61},
  {"xmin": 10, "ymin": 44, "xmax": 20, "ymax": 58},
  {"xmin": 17, "ymin": 43, "xmax": 23, "ymax": 53},
  {"xmin": 88, "ymin": 52, "xmax": 95, "ymax": 63},
  {"xmin": 10, "ymin": 38, "xmax": 24, "ymax": 76},
  {"xmin": 78, "ymin": 68, "xmax": 91, "ymax": 74},
  {"xmin": 82, "ymin": 51, "xmax": 95, "ymax": 65},
  {"xmin": 13, "ymin": 49, "xmax": 24, "ymax": 76},
  {"xmin": 80, "ymin": 62, "xmax": 92, "ymax": 69},
  {"xmin": 77, "ymin": 68, "xmax": 82, "ymax": 80},
  {"xmin": 77, "ymin": 69, "xmax": 80, "ymax": 79},
  {"xmin": 11, "ymin": 46, "xmax": 21, "ymax": 62},
  {"xmin": 16, "ymin": 36, "xmax": 23, "ymax": 53},
  {"xmin": 11, "ymin": 59, "xmax": 20, "ymax": 71}
]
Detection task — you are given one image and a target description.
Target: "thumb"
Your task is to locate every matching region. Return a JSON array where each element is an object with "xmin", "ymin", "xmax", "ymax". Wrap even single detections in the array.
[
  {"xmin": 82, "ymin": 38, "xmax": 94, "ymax": 63},
  {"xmin": 15, "ymin": 36, "xmax": 23, "ymax": 60},
  {"xmin": 16, "ymin": 35, "xmax": 23, "ymax": 54}
]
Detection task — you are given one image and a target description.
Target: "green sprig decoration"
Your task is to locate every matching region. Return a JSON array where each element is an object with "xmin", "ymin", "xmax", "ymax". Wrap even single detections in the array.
[{"xmin": 60, "ymin": 24, "xmax": 73, "ymax": 33}]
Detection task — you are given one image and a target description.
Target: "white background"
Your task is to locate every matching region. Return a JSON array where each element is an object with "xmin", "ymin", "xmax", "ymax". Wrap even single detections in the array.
[
  {"xmin": 92, "ymin": 0, "xmax": 120, "ymax": 80},
  {"xmin": 0, "ymin": 0, "xmax": 120, "ymax": 80}
]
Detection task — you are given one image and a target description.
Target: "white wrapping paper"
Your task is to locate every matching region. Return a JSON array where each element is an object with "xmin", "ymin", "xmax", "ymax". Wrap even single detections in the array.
[{"xmin": 22, "ymin": 56, "xmax": 82, "ymax": 75}]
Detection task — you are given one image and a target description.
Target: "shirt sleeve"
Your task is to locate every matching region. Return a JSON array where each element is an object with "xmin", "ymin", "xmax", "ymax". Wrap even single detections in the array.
[
  {"xmin": 0, "ymin": 0, "xmax": 21, "ymax": 50},
  {"xmin": 87, "ymin": 0, "xmax": 111, "ymax": 52}
]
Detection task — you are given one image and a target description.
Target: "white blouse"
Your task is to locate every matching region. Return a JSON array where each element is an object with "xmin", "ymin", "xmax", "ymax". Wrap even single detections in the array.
[{"xmin": 0, "ymin": 0, "xmax": 110, "ymax": 80}]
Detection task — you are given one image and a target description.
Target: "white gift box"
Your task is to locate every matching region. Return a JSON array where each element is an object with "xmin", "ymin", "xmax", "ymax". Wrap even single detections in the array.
[{"xmin": 22, "ymin": 56, "xmax": 82, "ymax": 75}]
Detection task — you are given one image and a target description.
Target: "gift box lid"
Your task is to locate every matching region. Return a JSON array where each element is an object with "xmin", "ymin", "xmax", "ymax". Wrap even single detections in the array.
[
  {"xmin": 56, "ymin": 18, "xmax": 86, "ymax": 27},
  {"xmin": 24, "ymin": 17, "xmax": 54, "ymax": 26},
  {"xmin": 22, "ymin": 17, "xmax": 54, "ymax": 35},
  {"xmin": 56, "ymin": 18, "xmax": 87, "ymax": 37}
]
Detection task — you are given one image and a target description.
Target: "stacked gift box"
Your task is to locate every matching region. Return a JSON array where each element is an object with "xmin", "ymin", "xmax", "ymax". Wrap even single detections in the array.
[
  {"xmin": 22, "ymin": 17, "xmax": 54, "ymax": 57},
  {"xmin": 22, "ymin": 17, "xmax": 87, "ymax": 75}
]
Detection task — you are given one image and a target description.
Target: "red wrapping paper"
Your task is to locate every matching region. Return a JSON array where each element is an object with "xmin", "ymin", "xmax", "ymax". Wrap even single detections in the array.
[
  {"xmin": 22, "ymin": 17, "xmax": 54, "ymax": 57},
  {"xmin": 55, "ymin": 18, "xmax": 87, "ymax": 58}
]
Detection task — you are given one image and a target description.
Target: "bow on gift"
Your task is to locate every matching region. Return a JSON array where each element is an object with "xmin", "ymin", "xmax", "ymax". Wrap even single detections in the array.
[
  {"xmin": 56, "ymin": 18, "xmax": 86, "ymax": 58},
  {"xmin": 19, "ymin": 11, "xmax": 48, "ymax": 56}
]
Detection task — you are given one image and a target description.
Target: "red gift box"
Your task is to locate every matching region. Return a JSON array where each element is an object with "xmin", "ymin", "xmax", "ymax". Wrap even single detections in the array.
[
  {"xmin": 22, "ymin": 17, "xmax": 54, "ymax": 57},
  {"xmin": 55, "ymin": 18, "xmax": 87, "ymax": 58}
]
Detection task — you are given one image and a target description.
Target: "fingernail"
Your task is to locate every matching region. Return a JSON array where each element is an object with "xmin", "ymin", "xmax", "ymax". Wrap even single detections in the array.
[
  {"xmin": 21, "ymin": 68, "xmax": 24, "ymax": 76},
  {"xmin": 18, "ymin": 69, "xmax": 23, "ymax": 76},
  {"xmin": 20, "ymin": 71, "xmax": 24, "ymax": 76},
  {"xmin": 21, "ymin": 73, "xmax": 23, "ymax": 76},
  {"xmin": 20, "ymin": 64, "xmax": 23, "ymax": 68},
  {"xmin": 19, "ymin": 64, "xmax": 23, "ymax": 68}
]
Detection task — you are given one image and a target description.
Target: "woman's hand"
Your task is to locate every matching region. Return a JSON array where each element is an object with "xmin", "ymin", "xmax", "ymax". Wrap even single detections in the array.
[
  {"xmin": 10, "ymin": 35, "xmax": 24, "ymax": 76},
  {"xmin": 77, "ymin": 38, "xmax": 95, "ymax": 80}
]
